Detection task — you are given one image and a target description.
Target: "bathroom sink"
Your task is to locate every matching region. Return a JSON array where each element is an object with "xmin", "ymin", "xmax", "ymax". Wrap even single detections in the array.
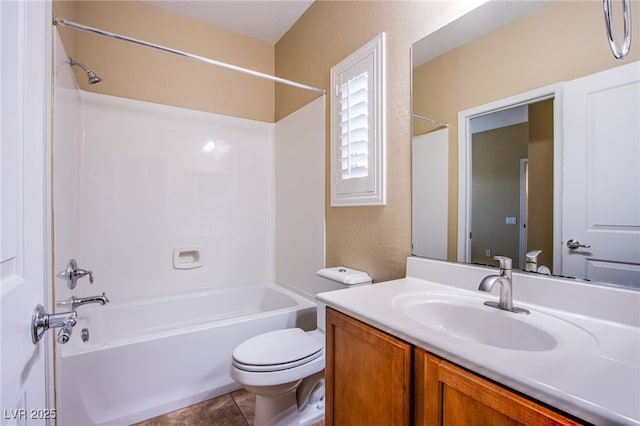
[{"xmin": 392, "ymin": 292, "xmax": 593, "ymax": 352}]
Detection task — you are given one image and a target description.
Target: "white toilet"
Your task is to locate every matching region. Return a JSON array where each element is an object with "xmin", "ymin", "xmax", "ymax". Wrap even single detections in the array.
[{"xmin": 230, "ymin": 267, "xmax": 372, "ymax": 426}]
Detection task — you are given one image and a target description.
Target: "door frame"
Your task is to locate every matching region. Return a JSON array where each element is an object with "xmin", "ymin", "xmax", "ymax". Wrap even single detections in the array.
[
  {"xmin": 519, "ymin": 158, "xmax": 528, "ymax": 269},
  {"xmin": 0, "ymin": 0, "xmax": 55, "ymax": 417},
  {"xmin": 42, "ymin": 0, "xmax": 55, "ymax": 410},
  {"xmin": 457, "ymin": 83, "xmax": 563, "ymax": 272},
  {"xmin": 30, "ymin": 0, "xmax": 56, "ymax": 413}
]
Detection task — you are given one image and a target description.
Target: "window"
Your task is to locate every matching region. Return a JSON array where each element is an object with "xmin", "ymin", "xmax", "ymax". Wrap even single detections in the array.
[{"xmin": 330, "ymin": 33, "xmax": 386, "ymax": 206}]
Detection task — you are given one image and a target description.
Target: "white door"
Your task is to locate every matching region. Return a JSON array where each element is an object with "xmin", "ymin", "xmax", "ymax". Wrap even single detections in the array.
[
  {"xmin": 562, "ymin": 61, "xmax": 640, "ymax": 287},
  {"xmin": 1, "ymin": 0, "xmax": 53, "ymax": 424}
]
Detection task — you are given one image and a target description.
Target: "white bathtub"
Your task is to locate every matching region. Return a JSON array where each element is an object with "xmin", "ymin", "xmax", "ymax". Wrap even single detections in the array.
[{"xmin": 56, "ymin": 282, "xmax": 317, "ymax": 426}]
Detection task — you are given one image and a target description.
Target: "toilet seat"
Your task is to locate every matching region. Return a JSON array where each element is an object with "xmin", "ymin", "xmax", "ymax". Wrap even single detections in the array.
[{"xmin": 232, "ymin": 328, "xmax": 323, "ymax": 373}]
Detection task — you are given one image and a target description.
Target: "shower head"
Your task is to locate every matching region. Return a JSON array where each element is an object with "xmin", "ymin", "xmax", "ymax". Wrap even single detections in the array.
[
  {"xmin": 67, "ymin": 57, "xmax": 102, "ymax": 84},
  {"xmin": 86, "ymin": 70, "xmax": 102, "ymax": 85}
]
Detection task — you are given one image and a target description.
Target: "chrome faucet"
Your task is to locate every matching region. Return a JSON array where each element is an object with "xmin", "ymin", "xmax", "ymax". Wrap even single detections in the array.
[
  {"xmin": 525, "ymin": 249, "xmax": 551, "ymax": 275},
  {"xmin": 525, "ymin": 249, "xmax": 542, "ymax": 272},
  {"xmin": 478, "ymin": 256, "xmax": 529, "ymax": 314},
  {"xmin": 57, "ymin": 292, "xmax": 109, "ymax": 310}
]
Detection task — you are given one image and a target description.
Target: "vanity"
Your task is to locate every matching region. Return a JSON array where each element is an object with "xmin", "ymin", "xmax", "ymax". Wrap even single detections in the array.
[{"xmin": 317, "ymin": 257, "xmax": 640, "ymax": 426}]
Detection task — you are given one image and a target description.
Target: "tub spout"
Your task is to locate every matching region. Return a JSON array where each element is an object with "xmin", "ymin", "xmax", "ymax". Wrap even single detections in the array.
[{"xmin": 57, "ymin": 292, "xmax": 109, "ymax": 310}]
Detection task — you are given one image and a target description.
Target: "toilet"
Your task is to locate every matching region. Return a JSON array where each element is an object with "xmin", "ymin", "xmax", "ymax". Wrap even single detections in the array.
[{"xmin": 230, "ymin": 267, "xmax": 372, "ymax": 426}]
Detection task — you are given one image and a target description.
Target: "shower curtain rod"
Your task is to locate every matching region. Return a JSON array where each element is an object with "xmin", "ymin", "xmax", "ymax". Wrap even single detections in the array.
[
  {"xmin": 411, "ymin": 114, "xmax": 448, "ymax": 127},
  {"xmin": 53, "ymin": 17, "xmax": 326, "ymax": 95}
]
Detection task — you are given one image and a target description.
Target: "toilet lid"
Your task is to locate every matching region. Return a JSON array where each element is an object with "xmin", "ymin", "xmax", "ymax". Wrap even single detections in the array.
[{"xmin": 232, "ymin": 328, "xmax": 323, "ymax": 371}]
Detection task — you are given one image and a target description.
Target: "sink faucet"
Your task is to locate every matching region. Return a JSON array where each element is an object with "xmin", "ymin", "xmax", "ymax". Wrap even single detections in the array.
[
  {"xmin": 478, "ymin": 256, "xmax": 529, "ymax": 314},
  {"xmin": 57, "ymin": 292, "xmax": 110, "ymax": 310}
]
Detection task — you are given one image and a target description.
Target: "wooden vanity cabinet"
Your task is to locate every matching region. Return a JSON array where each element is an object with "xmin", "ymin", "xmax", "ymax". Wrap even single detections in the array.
[
  {"xmin": 326, "ymin": 307, "xmax": 584, "ymax": 426},
  {"xmin": 325, "ymin": 307, "xmax": 412, "ymax": 426},
  {"xmin": 414, "ymin": 348, "xmax": 583, "ymax": 426}
]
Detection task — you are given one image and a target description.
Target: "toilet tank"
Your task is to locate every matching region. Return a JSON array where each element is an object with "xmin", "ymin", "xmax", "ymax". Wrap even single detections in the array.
[
  {"xmin": 316, "ymin": 266, "xmax": 372, "ymax": 331},
  {"xmin": 316, "ymin": 266, "xmax": 372, "ymax": 292}
]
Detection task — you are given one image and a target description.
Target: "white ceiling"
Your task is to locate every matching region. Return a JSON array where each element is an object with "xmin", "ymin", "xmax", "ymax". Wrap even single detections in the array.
[
  {"xmin": 143, "ymin": 1, "xmax": 314, "ymax": 45},
  {"xmin": 412, "ymin": 0, "xmax": 548, "ymax": 67}
]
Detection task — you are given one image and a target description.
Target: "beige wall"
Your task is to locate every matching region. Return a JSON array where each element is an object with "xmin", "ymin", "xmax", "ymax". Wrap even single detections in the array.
[
  {"xmin": 53, "ymin": 1, "xmax": 79, "ymax": 59},
  {"xmin": 54, "ymin": 1, "xmax": 275, "ymax": 122},
  {"xmin": 413, "ymin": 0, "xmax": 640, "ymax": 260},
  {"xmin": 275, "ymin": 1, "xmax": 482, "ymax": 282}
]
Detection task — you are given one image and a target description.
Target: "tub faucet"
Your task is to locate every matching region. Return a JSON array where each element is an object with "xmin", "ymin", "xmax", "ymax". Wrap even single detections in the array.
[
  {"xmin": 57, "ymin": 292, "xmax": 110, "ymax": 310},
  {"xmin": 478, "ymin": 256, "xmax": 529, "ymax": 314}
]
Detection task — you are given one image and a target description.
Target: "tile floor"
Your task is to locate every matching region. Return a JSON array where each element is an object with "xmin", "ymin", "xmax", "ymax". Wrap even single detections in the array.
[{"xmin": 132, "ymin": 389, "xmax": 325, "ymax": 426}]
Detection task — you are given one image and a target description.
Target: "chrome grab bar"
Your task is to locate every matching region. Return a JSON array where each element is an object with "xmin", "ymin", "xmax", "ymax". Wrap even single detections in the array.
[{"xmin": 604, "ymin": 0, "xmax": 632, "ymax": 60}]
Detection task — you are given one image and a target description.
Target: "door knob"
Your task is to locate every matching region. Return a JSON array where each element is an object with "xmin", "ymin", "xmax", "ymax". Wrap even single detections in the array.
[{"xmin": 566, "ymin": 239, "xmax": 591, "ymax": 249}]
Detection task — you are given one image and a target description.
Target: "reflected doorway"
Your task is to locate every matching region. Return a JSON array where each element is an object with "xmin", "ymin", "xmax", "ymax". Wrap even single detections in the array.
[{"xmin": 468, "ymin": 99, "xmax": 553, "ymax": 270}]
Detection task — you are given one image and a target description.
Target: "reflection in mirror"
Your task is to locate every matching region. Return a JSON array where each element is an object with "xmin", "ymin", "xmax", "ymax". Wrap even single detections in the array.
[
  {"xmin": 466, "ymin": 101, "xmax": 553, "ymax": 271},
  {"xmin": 412, "ymin": 125, "xmax": 448, "ymax": 259},
  {"xmin": 411, "ymin": 0, "xmax": 640, "ymax": 288}
]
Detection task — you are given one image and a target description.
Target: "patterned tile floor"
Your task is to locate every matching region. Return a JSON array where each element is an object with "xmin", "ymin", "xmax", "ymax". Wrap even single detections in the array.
[{"xmin": 132, "ymin": 389, "xmax": 324, "ymax": 426}]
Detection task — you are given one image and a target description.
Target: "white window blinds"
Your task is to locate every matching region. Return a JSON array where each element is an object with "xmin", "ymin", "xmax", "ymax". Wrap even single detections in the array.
[
  {"xmin": 339, "ymin": 65, "xmax": 371, "ymax": 182},
  {"xmin": 330, "ymin": 33, "xmax": 386, "ymax": 206}
]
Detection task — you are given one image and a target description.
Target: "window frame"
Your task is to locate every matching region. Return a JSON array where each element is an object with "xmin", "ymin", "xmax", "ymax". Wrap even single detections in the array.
[{"xmin": 330, "ymin": 33, "xmax": 386, "ymax": 207}]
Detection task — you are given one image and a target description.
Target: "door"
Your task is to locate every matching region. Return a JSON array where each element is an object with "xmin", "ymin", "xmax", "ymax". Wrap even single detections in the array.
[
  {"xmin": 1, "ymin": 0, "xmax": 53, "ymax": 423},
  {"xmin": 562, "ymin": 61, "xmax": 640, "ymax": 286}
]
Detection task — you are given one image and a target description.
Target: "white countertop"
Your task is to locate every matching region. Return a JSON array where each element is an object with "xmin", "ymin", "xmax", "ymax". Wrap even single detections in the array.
[{"xmin": 317, "ymin": 257, "xmax": 640, "ymax": 426}]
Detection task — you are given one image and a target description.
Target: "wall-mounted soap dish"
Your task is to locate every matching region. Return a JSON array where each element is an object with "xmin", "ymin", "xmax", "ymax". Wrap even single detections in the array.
[{"xmin": 172, "ymin": 247, "xmax": 203, "ymax": 269}]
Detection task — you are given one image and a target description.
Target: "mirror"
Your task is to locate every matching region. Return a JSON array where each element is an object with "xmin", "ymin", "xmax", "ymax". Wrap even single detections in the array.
[{"xmin": 411, "ymin": 0, "xmax": 639, "ymax": 287}]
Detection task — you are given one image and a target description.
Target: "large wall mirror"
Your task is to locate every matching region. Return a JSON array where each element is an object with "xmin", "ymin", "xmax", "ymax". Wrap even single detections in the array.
[{"xmin": 411, "ymin": 0, "xmax": 639, "ymax": 288}]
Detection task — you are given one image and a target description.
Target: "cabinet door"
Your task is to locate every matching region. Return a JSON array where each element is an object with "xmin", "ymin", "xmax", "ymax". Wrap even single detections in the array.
[
  {"xmin": 414, "ymin": 349, "xmax": 583, "ymax": 426},
  {"xmin": 325, "ymin": 308, "xmax": 412, "ymax": 426}
]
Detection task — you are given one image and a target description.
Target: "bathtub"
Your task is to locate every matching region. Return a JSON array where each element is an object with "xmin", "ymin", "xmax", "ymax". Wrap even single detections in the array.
[{"xmin": 56, "ymin": 282, "xmax": 317, "ymax": 426}]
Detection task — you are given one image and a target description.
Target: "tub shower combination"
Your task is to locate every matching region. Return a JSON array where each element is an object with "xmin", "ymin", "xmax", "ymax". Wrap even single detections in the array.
[
  {"xmin": 57, "ymin": 283, "xmax": 316, "ymax": 425},
  {"xmin": 53, "ymin": 15, "xmax": 325, "ymax": 426}
]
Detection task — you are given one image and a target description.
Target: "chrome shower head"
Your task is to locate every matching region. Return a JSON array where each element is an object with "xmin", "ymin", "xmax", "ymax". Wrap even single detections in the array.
[
  {"xmin": 68, "ymin": 57, "xmax": 102, "ymax": 84},
  {"xmin": 86, "ymin": 70, "xmax": 101, "ymax": 85}
]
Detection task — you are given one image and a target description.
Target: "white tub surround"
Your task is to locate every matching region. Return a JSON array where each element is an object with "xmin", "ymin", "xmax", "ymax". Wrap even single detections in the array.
[
  {"xmin": 317, "ymin": 257, "xmax": 640, "ymax": 426},
  {"xmin": 274, "ymin": 96, "xmax": 326, "ymax": 297},
  {"xmin": 58, "ymin": 282, "xmax": 316, "ymax": 426},
  {"xmin": 71, "ymin": 91, "xmax": 275, "ymax": 301}
]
